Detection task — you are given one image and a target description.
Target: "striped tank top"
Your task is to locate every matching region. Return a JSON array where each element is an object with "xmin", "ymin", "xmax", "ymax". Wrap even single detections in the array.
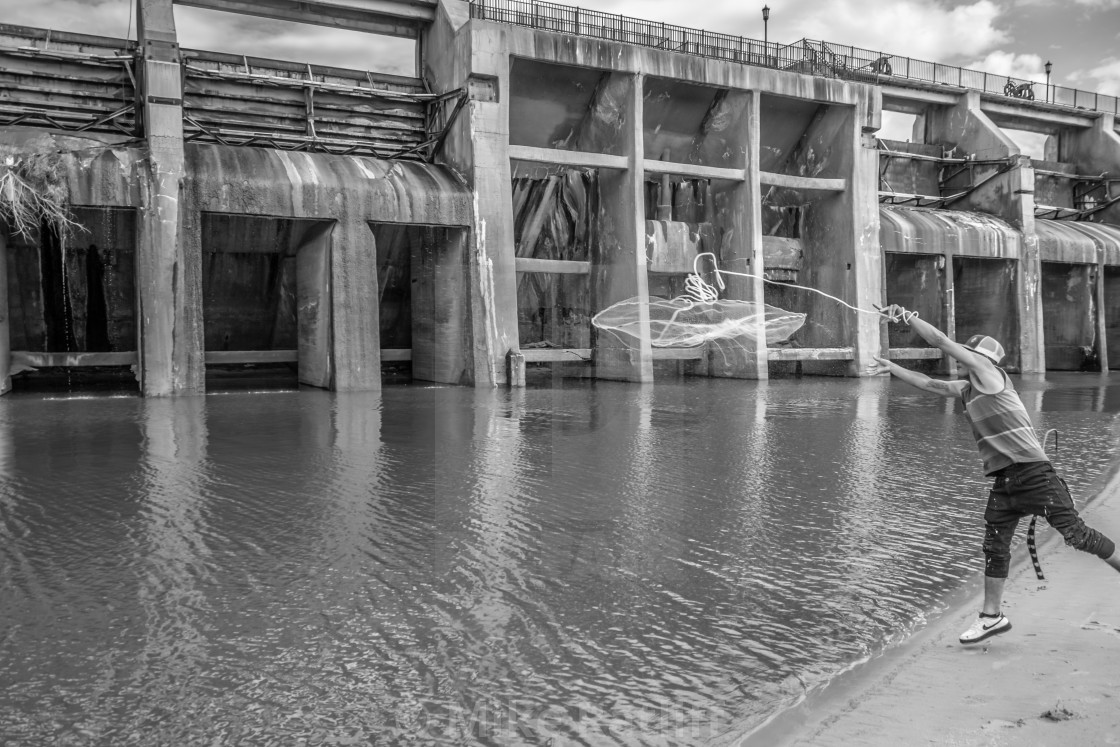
[{"xmin": 961, "ymin": 369, "xmax": 1048, "ymax": 476}]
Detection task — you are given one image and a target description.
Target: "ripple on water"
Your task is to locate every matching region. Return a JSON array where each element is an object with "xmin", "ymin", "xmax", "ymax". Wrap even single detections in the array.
[{"xmin": 0, "ymin": 378, "xmax": 1117, "ymax": 745}]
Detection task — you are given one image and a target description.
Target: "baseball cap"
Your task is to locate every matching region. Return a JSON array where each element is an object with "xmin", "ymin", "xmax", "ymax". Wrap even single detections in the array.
[{"xmin": 963, "ymin": 334, "xmax": 1005, "ymax": 364}]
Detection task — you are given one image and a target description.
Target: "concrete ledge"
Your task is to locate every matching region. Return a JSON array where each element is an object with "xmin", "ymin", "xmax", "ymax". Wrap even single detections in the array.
[
  {"xmin": 514, "ymin": 258, "xmax": 591, "ymax": 274},
  {"xmin": 12, "ymin": 351, "xmax": 138, "ymax": 367},
  {"xmin": 205, "ymin": 350, "xmax": 297, "ymax": 364},
  {"xmin": 768, "ymin": 347, "xmax": 854, "ymax": 361},
  {"xmin": 651, "ymin": 347, "xmax": 705, "ymax": 360},
  {"xmin": 508, "ymin": 144, "xmax": 629, "ymax": 170},
  {"xmin": 521, "ymin": 348, "xmax": 592, "ymax": 362},
  {"xmin": 644, "ymin": 160, "xmax": 745, "ymax": 182},
  {"xmin": 760, "ymin": 171, "xmax": 847, "ymax": 192},
  {"xmin": 888, "ymin": 347, "xmax": 943, "ymax": 359}
]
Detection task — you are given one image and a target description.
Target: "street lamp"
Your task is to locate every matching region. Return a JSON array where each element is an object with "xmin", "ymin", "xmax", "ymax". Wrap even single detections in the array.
[
  {"xmin": 1045, "ymin": 60, "xmax": 1052, "ymax": 103},
  {"xmin": 762, "ymin": 5, "xmax": 770, "ymax": 47}
]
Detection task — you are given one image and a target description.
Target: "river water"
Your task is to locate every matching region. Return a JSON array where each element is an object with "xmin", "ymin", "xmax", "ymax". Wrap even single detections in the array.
[{"xmin": 2, "ymin": 373, "xmax": 1119, "ymax": 746}]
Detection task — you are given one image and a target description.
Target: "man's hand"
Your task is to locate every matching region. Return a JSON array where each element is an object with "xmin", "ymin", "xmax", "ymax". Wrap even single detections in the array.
[
  {"xmin": 874, "ymin": 304, "xmax": 918, "ymax": 324},
  {"xmin": 867, "ymin": 355, "xmax": 893, "ymax": 375}
]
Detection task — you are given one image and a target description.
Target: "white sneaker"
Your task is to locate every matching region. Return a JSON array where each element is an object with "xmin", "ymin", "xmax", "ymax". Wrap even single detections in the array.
[{"xmin": 959, "ymin": 613, "xmax": 1011, "ymax": 644}]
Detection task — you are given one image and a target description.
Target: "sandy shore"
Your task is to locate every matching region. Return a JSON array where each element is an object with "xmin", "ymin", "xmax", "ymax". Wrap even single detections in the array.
[{"xmin": 744, "ymin": 451, "xmax": 1120, "ymax": 747}]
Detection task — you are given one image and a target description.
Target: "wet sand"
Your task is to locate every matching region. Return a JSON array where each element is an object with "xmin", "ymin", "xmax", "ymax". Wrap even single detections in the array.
[{"xmin": 746, "ymin": 447, "xmax": 1120, "ymax": 747}]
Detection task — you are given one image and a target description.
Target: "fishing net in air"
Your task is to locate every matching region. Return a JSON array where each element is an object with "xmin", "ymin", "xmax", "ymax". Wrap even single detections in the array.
[{"xmin": 593, "ymin": 295, "xmax": 806, "ymax": 347}]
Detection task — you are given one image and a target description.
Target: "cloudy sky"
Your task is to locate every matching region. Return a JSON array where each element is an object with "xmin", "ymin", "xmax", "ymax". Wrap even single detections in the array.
[{"xmin": 3, "ymin": 0, "xmax": 1118, "ymax": 146}]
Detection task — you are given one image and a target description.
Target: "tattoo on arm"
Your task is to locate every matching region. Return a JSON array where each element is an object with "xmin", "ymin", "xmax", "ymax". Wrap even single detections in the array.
[{"xmin": 925, "ymin": 379, "xmax": 955, "ymax": 394}]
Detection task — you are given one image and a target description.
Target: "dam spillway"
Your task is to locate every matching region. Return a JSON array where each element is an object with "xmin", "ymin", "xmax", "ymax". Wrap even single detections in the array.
[{"xmin": 2, "ymin": 0, "xmax": 1120, "ymax": 395}]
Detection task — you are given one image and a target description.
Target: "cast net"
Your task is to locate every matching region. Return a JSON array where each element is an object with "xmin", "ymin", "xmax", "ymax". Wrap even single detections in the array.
[
  {"xmin": 592, "ymin": 253, "xmax": 808, "ymax": 348},
  {"xmin": 593, "ymin": 296, "xmax": 806, "ymax": 347}
]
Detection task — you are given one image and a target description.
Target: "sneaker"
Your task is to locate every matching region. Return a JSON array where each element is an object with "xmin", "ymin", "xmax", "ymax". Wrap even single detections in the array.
[{"xmin": 959, "ymin": 613, "xmax": 1011, "ymax": 644}]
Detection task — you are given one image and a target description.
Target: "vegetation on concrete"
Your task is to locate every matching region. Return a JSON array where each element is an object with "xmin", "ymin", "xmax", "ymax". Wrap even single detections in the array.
[{"xmin": 0, "ymin": 149, "xmax": 78, "ymax": 239}]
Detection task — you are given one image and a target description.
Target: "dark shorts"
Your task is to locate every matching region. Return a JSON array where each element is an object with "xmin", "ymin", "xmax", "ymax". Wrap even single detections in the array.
[{"xmin": 982, "ymin": 461, "xmax": 1115, "ymax": 578}]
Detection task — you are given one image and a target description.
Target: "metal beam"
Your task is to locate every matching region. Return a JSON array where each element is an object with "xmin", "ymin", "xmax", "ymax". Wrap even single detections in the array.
[{"xmin": 173, "ymin": 0, "xmax": 437, "ymax": 38}]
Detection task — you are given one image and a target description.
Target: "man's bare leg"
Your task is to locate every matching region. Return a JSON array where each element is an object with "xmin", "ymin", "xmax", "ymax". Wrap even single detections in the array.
[{"xmin": 982, "ymin": 576, "xmax": 1006, "ymax": 616}]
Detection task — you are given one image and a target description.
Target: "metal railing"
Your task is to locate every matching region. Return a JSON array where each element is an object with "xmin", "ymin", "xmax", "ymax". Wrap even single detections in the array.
[{"xmin": 470, "ymin": 0, "xmax": 1120, "ymax": 117}]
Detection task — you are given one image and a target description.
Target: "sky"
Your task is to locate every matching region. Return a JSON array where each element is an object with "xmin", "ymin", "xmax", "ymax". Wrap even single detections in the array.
[{"xmin": 3, "ymin": 0, "xmax": 1119, "ymax": 149}]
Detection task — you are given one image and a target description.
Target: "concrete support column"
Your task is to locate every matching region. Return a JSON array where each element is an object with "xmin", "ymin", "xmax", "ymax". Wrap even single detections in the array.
[
  {"xmin": 940, "ymin": 250, "xmax": 958, "ymax": 377},
  {"xmin": 1097, "ymin": 260, "xmax": 1110, "ymax": 372},
  {"xmin": 592, "ymin": 73, "xmax": 652, "ymax": 383},
  {"xmin": 798, "ymin": 97, "xmax": 882, "ymax": 376},
  {"xmin": 709, "ymin": 89, "xmax": 766, "ymax": 379},
  {"xmin": 413, "ymin": 227, "xmax": 473, "ymax": 384},
  {"xmin": 0, "ymin": 230, "xmax": 8, "ymax": 395},
  {"xmin": 331, "ymin": 218, "xmax": 381, "ymax": 391},
  {"xmin": 296, "ymin": 221, "xmax": 334, "ymax": 389},
  {"xmin": 135, "ymin": 0, "xmax": 204, "ymax": 396},
  {"xmin": 850, "ymin": 99, "xmax": 886, "ymax": 376}
]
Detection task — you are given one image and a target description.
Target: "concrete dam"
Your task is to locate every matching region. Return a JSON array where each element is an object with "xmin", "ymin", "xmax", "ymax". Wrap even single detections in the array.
[{"xmin": 2, "ymin": 0, "xmax": 1120, "ymax": 396}]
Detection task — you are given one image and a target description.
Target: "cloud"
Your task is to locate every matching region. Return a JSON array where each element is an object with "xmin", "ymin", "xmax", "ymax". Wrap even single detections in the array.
[
  {"xmin": 1073, "ymin": 57, "xmax": 1120, "ymax": 96},
  {"xmin": 968, "ymin": 50, "xmax": 1048, "ymax": 82},
  {"xmin": 787, "ymin": 0, "xmax": 1009, "ymax": 61},
  {"xmin": 0, "ymin": 0, "xmax": 133, "ymax": 38},
  {"xmin": 597, "ymin": 0, "xmax": 1010, "ymax": 62},
  {"xmin": 173, "ymin": 7, "xmax": 416, "ymax": 75}
]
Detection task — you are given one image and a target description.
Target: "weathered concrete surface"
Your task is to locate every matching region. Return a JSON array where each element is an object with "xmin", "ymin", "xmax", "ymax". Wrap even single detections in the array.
[
  {"xmin": 878, "ymin": 139, "xmax": 941, "ymax": 197},
  {"xmin": 137, "ymin": 0, "xmax": 203, "ymax": 397},
  {"xmin": 707, "ymin": 89, "xmax": 765, "ymax": 380},
  {"xmin": 592, "ymin": 73, "xmax": 652, "ymax": 383},
  {"xmin": 953, "ymin": 256, "xmax": 1021, "ymax": 370},
  {"xmin": 796, "ymin": 102, "xmax": 882, "ymax": 376},
  {"xmin": 425, "ymin": 3, "xmax": 520, "ymax": 386},
  {"xmin": 1060, "ymin": 113, "xmax": 1120, "ymax": 226},
  {"xmin": 411, "ymin": 226, "xmax": 474, "ymax": 384},
  {"xmin": 188, "ymin": 143, "xmax": 471, "ymax": 390},
  {"xmin": 1032, "ymin": 159, "xmax": 1077, "ymax": 209},
  {"xmin": 879, "ymin": 206, "xmax": 1022, "ymax": 259},
  {"xmin": 1040, "ymin": 260, "xmax": 1097, "ymax": 370}
]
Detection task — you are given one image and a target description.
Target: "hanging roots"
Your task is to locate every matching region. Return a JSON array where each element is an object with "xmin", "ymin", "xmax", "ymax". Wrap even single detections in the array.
[{"xmin": 0, "ymin": 150, "xmax": 79, "ymax": 238}]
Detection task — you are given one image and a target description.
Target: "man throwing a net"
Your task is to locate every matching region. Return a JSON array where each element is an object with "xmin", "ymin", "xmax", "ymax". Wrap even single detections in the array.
[{"xmin": 868, "ymin": 304, "xmax": 1120, "ymax": 644}]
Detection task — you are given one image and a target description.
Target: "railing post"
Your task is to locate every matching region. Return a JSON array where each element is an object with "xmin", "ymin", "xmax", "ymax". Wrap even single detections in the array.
[{"xmin": 574, "ymin": 6, "xmax": 579, "ymax": 36}]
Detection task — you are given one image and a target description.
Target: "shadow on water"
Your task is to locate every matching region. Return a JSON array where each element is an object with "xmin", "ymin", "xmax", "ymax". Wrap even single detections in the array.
[{"xmin": 0, "ymin": 373, "xmax": 1117, "ymax": 745}]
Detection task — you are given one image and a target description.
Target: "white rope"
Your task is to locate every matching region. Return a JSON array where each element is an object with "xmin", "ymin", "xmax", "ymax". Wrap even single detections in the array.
[{"xmin": 685, "ymin": 252, "xmax": 887, "ymax": 317}]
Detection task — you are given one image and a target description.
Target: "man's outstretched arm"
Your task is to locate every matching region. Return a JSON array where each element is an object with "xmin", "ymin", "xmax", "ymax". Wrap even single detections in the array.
[
  {"xmin": 868, "ymin": 355, "xmax": 966, "ymax": 398},
  {"xmin": 877, "ymin": 303, "xmax": 1001, "ymax": 389}
]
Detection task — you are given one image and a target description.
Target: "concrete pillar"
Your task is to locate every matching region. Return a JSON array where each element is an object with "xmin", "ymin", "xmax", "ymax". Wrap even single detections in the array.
[
  {"xmin": 135, "ymin": 0, "xmax": 204, "ymax": 396},
  {"xmin": 797, "ymin": 96, "xmax": 883, "ymax": 376},
  {"xmin": 709, "ymin": 89, "xmax": 767, "ymax": 379},
  {"xmin": 331, "ymin": 218, "xmax": 381, "ymax": 391},
  {"xmin": 0, "ymin": 230, "xmax": 8, "ymax": 395},
  {"xmin": 296, "ymin": 221, "xmax": 333, "ymax": 389},
  {"xmin": 423, "ymin": 7, "xmax": 518, "ymax": 387},
  {"xmin": 412, "ymin": 227, "xmax": 473, "ymax": 384},
  {"xmin": 592, "ymin": 72, "xmax": 653, "ymax": 383},
  {"xmin": 1097, "ymin": 262, "xmax": 1109, "ymax": 372}
]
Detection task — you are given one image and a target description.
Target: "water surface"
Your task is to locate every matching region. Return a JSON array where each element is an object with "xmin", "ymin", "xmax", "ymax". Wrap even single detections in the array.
[{"xmin": 2, "ymin": 374, "xmax": 1118, "ymax": 745}]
